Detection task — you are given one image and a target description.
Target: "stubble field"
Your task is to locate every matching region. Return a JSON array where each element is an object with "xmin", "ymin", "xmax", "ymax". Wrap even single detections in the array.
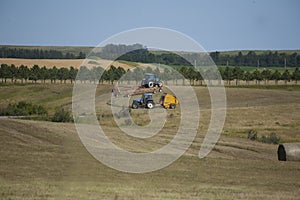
[{"xmin": 0, "ymin": 83, "xmax": 299, "ymax": 199}]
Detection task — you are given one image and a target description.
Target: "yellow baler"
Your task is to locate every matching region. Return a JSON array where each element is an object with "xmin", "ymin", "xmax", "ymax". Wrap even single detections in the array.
[{"xmin": 160, "ymin": 93, "xmax": 179, "ymax": 109}]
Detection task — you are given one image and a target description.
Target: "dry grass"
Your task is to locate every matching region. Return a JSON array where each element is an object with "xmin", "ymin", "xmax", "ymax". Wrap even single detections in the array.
[
  {"xmin": 0, "ymin": 118, "xmax": 299, "ymax": 199},
  {"xmin": 0, "ymin": 84, "xmax": 300, "ymax": 199}
]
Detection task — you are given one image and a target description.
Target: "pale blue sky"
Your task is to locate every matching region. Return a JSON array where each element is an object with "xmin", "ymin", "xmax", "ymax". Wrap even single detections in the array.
[{"xmin": 0, "ymin": 0, "xmax": 299, "ymax": 51}]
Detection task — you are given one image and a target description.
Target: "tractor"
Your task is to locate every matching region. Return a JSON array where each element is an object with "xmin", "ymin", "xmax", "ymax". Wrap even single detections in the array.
[
  {"xmin": 132, "ymin": 93, "xmax": 155, "ymax": 109},
  {"xmin": 141, "ymin": 73, "xmax": 163, "ymax": 88}
]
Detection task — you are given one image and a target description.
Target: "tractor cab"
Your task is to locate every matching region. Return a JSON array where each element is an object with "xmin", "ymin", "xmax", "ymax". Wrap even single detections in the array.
[
  {"xmin": 144, "ymin": 73, "xmax": 156, "ymax": 80},
  {"xmin": 142, "ymin": 93, "xmax": 153, "ymax": 102}
]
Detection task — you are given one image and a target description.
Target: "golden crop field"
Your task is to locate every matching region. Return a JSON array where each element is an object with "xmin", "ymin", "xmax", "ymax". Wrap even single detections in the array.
[{"xmin": 0, "ymin": 58, "xmax": 134, "ymax": 70}]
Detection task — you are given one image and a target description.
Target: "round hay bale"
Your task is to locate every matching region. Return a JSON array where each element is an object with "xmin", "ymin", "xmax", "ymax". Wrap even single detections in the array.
[{"xmin": 278, "ymin": 143, "xmax": 300, "ymax": 161}]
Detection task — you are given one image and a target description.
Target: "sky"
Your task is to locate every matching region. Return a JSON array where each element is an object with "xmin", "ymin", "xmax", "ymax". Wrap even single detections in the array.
[{"xmin": 0, "ymin": 0, "xmax": 299, "ymax": 52}]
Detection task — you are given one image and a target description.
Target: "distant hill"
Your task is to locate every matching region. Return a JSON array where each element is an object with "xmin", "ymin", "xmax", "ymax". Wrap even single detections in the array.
[
  {"xmin": 217, "ymin": 49, "xmax": 300, "ymax": 56},
  {"xmin": 0, "ymin": 44, "xmax": 300, "ymax": 67},
  {"xmin": 1, "ymin": 44, "xmax": 299, "ymax": 57},
  {"xmin": 0, "ymin": 45, "xmax": 93, "ymax": 56}
]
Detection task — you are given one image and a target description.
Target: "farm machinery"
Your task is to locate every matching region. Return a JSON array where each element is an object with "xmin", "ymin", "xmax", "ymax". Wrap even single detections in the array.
[
  {"xmin": 112, "ymin": 85, "xmax": 162, "ymax": 97},
  {"xmin": 131, "ymin": 93, "xmax": 179, "ymax": 109},
  {"xmin": 113, "ymin": 73, "xmax": 163, "ymax": 97},
  {"xmin": 131, "ymin": 93, "xmax": 155, "ymax": 109},
  {"xmin": 160, "ymin": 93, "xmax": 179, "ymax": 109},
  {"xmin": 141, "ymin": 73, "xmax": 163, "ymax": 88},
  {"xmin": 112, "ymin": 72, "xmax": 179, "ymax": 109}
]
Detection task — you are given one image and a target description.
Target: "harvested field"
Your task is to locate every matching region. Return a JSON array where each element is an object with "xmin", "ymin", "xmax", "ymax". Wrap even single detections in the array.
[
  {"xmin": 0, "ymin": 58, "xmax": 134, "ymax": 70},
  {"xmin": 0, "ymin": 118, "xmax": 299, "ymax": 199},
  {"xmin": 0, "ymin": 84, "xmax": 299, "ymax": 199}
]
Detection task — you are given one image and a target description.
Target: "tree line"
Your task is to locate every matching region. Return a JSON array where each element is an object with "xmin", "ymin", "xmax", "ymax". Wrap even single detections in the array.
[
  {"xmin": 117, "ymin": 50, "xmax": 300, "ymax": 68},
  {"xmin": 0, "ymin": 63, "xmax": 127, "ymax": 84},
  {"xmin": 1, "ymin": 44, "xmax": 299, "ymax": 68},
  {"xmin": 1, "ymin": 63, "xmax": 299, "ymax": 86},
  {"xmin": 210, "ymin": 51, "xmax": 300, "ymax": 67},
  {"xmin": 119, "ymin": 66, "xmax": 300, "ymax": 86},
  {"xmin": 0, "ymin": 47, "xmax": 86, "ymax": 59},
  {"xmin": 90, "ymin": 44, "xmax": 192, "ymax": 66},
  {"xmin": 91, "ymin": 44, "xmax": 300, "ymax": 67}
]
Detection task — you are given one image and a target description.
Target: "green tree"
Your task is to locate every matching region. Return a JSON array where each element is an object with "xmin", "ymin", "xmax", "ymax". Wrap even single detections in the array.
[
  {"xmin": 252, "ymin": 69, "xmax": 263, "ymax": 85},
  {"xmin": 77, "ymin": 51, "xmax": 86, "ymax": 59},
  {"xmin": 273, "ymin": 51, "xmax": 280, "ymax": 66},
  {"xmin": 261, "ymin": 69, "xmax": 272, "ymax": 85},
  {"xmin": 69, "ymin": 66, "xmax": 78, "ymax": 84},
  {"xmin": 89, "ymin": 66, "xmax": 104, "ymax": 84},
  {"xmin": 123, "ymin": 69, "xmax": 133, "ymax": 84},
  {"xmin": 40, "ymin": 66, "xmax": 50, "ymax": 83},
  {"xmin": 51, "ymin": 108, "xmax": 73, "ymax": 122},
  {"xmin": 281, "ymin": 69, "xmax": 291, "ymax": 85},
  {"xmin": 292, "ymin": 67, "xmax": 300, "ymax": 84},
  {"xmin": 243, "ymin": 71, "xmax": 253, "ymax": 85},
  {"xmin": 186, "ymin": 67, "xmax": 197, "ymax": 85},
  {"xmin": 9, "ymin": 64, "xmax": 17, "ymax": 83},
  {"xmin": 107, "ymin": 65, "xmax": 117, "ymax": 84},
  {"xmin": 232, "ymin": 66, "xmax": 244, "ymax": 85},
  {"xmin": 29, "ymin": 65, "xmax": 41, "ymax": 83},
  {"xmin": 245, "ymin": 51, "xmax": 257, "ymax": 66},
  {"xmin": 77, "ymin": 66, "xmax": 91, "ymax": 83},
  {"xmin": 58, "ymin": 67, "xmax": 69, "ymax": 83},
  {"xmin": 223, "ymin": 66, "xmax": 234, "ymax": 85},
  {"xmin": 195, "ymin": 70, "xmax": 203, "ymax": 86},
  {"xmin": 204, "ymin": 68, "xmax": 219, "ymax": 86},
  {"xmin": 17, "ymin": 65, "xmax": 30, "ymax": 83},
  {"xmin": 101, "ymin": 70, "xmax": 109, "ymax": 84},
  {"xmin": 289, "ymin": 53, "xmax": 297, "ymax": 67},
  {"xmin": 234, "ymin": 52, "xmax": 243, "ymax": 66},
  {"xmin": 50, "ymin": 66, "xmax": 58, "ymax": 83},
  {"xmin": 271, "ymin": 70, "xmax": 281, "ymax": 85},
  {"xmin": 116, "ymin": 66, "xmax": 126, "ymax": 84},
  {"xmin": 179, "ymin": 67, "xmax": 188, "ymax": 85},
  {"xmin": 162, "ymin": 67, "xmax": 172, "ymax": 85},
  {"xmin": 0, "ymin": 64, "xmax": 10, "ymax": 83},
  {"xmin": 1, "ymin": 101, "xmax": 47, "ymax": 116}
]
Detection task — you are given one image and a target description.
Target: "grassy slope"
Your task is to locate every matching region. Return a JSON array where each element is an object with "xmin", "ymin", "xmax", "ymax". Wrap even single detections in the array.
[
  {"xmin": 0, "ymin": 119, "xmax": 299, "ymax": 199},
  {"xmin": 0, "ymin": 84, "xmax": 300, "ymax": 199}
]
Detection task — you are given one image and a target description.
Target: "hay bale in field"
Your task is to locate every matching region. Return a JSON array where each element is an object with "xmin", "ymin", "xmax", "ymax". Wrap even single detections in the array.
[{"xmin": 278, "ymin": 143, "xmax": 300, "ymax": 161}]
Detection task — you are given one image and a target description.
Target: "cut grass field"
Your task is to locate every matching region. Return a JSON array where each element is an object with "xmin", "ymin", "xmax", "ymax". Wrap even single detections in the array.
[{"xmin": 0, "ymin": 83, "xmax": 300, "ymax": 199}]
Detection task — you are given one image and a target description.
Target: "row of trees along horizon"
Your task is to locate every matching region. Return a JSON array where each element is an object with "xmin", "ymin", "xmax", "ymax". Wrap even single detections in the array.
[
  {"xmin": 1, "ymin": 44, "xmax": 300, "ymax": 67},
  {"xmin": 0, "ymin": 63, "xmax": 300, "ymax": 85}
]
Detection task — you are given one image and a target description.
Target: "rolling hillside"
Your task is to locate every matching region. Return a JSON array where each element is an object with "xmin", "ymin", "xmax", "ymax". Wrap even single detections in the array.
[
  {"xmin": 1, "ymin": 45, "xmax": 299, "ymax": 56},
  {"xmin": 0, "ymin": 117, "xmax": 299, "ymax": 199},
  {"xmin": 0, "ymin": 84, "xmax": 299, "ymax": 199}
]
